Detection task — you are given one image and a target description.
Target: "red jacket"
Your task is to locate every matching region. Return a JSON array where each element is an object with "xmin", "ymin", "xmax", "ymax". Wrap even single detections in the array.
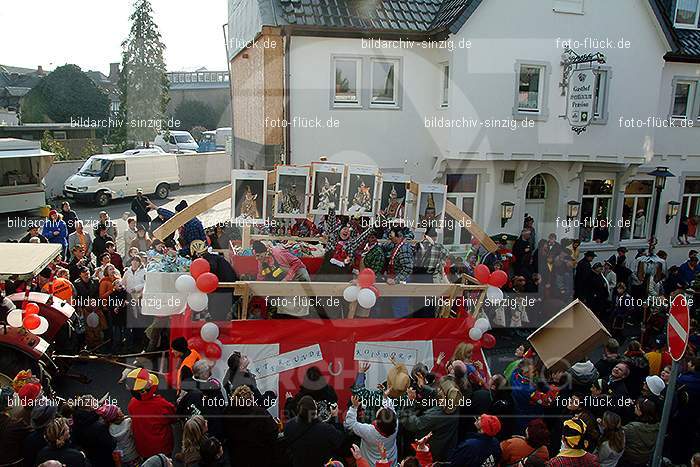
[{"xmin": 127, "ymin": 387, "xmax": 176, "ymax": 459}]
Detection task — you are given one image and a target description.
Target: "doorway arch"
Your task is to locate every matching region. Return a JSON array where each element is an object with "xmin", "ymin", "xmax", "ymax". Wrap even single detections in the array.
[{"xmin": 524, "ymin": 173, "xmax": 560, "ymax": 241}]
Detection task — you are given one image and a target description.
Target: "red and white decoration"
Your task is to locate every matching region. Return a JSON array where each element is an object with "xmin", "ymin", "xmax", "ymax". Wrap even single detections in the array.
[
  {"xmin": 6, "ymin": 302, "xmax": 49, "ymax": 335},
  {"xmin": 668, "ymin": 294, "xmax": 690, "ymax": 361},
  {"xmin": 343, "ymin": 268, "xmax": 380, "ymax": 308}
]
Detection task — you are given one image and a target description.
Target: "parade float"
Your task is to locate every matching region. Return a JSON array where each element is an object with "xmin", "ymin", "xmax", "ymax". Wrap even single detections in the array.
[{"xmin": 145, "ymin": 162, "xmax": 505, "ymax": 412}]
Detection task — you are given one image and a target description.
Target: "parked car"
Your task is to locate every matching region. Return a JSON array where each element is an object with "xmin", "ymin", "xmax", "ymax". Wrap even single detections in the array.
[
  {"xmin": 154, "ymin": 130, "xmax": 198, "ymax": 153},
  {"xmin": 64, "ymin": 153, "xmax": 180, "ymax": 206}
]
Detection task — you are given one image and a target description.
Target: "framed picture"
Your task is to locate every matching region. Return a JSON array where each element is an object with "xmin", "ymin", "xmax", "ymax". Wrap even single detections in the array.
[
  {"xmin": 343, "ymin": 165, "xmax": 380, "ymax": 216},
  {"xmin": 378, "ymin": 174, "xmax": 410, "ymax": 222},
  {"xmin": 415, "ymin": 184, "xmax": 447, "ymax": 230},
  {"xmin": 274, "ymin": 166, "xmax": 309, "ymax": 218},
  {"xmin": 231, "ymin": 170, "xmax": 267, "ymax": 223},
  {"xmin": 310, "ymin": 163, "xmax": 345, "ymax": 215}
]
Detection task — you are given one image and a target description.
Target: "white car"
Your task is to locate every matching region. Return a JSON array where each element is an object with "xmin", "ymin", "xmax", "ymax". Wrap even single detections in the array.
[
  {"xmin": 123, "ymin": 147, "xmax": 165, "ymax": 156},
  {"xmin": 153, "ymin": 130, "xmax": 198, "ymax": 153}
]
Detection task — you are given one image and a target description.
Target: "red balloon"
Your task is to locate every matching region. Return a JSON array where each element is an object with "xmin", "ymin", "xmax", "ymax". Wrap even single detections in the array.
[
  {"xmin": 474, "ymin": 264, "xmax": 490, "ymax": 284},
  {"xmin": 188, "ymin": 336, "xmax": 206, "ymax": 352},
  {"xmin": 369, "ymin": 285, "xmax": 380, "ymax": 298},
  {"xmin": 24, "ymin": 303, "xmax": 40, "ymax": 315},
  {"xmin": 481, "ymin": 332, "xmax": 497, "ymax": 349},
  {"xmin": 358, "ymin": 269, "xmax": 376, "ymax": 288},
  {"xmin": 190, "ymin": 258, "xmax": 210, "ymax": 279},
  {"xmin": 196, "ymin": 272, "xmax": 219, "ymax": 294},
  {"xmin": 488, "ymin": 270, "xmax": 508, "ymax": 288},
  {"xmin": 23, "ymin": 315, "xmax": 41, "ymax": 330},
  {"xmin": 204, "ymin": 342, "xmax": 222, "ymax": 360}
]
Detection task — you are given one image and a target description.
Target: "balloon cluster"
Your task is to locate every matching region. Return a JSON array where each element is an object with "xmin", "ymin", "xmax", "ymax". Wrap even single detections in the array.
[
  {"xmin": 187, "ymin": 322, "xmax": 224, "ymax": 363},
  {"xmin": 175, "ymin": 258, "xmax": 219, "ymax": 312},
  {"xmin": 473, "ymin": 264, "xmax": 507, "ymax": 302},
  {"xmin": 465, "ymin": 314, "xmax": 496, "ymax": 349},
  {"xmin": 6, "ymin": 302, "xmax": 49, "ymax": 335},
  {"xmin": 343, "ymin": 269, "xmax": 380, "ymax": 309}
]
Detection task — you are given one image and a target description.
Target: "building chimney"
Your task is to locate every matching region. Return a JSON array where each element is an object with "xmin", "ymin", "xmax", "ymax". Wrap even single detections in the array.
[
  {"xmin": 37, "ymin": 65, "xmax": 44, "ymax": 76},
  {"xmin": 109, "ymin": 63, "xmax": 120, "ymax": 83}
]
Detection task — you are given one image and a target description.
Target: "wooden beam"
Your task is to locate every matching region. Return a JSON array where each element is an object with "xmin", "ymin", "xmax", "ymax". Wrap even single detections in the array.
[
  {"xmin": 152, "ymin": 184, "xmax": 232, "ymax": 241},
  {"xmin": 409, "ymin": 182, "xmax": 497, "ymax": 252},
  {"xmin": 218, "ymin": 281, "xmax": 485, "ymax": 297}
]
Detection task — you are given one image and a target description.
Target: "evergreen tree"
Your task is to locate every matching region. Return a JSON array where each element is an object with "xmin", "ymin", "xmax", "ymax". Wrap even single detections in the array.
[{"xmin": 114, "ymin": 0, "xmax": 169, "ymax": 149}]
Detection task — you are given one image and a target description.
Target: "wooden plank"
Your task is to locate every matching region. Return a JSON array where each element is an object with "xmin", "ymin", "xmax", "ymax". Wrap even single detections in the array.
[
  {"xmin": 409, "ymin": 182, "xmax": 497, "ymax": 252},
  {"xmin": 152, "ymin": 183, "xmax": 232, "ymax": 241},
  {"xmin": 242, "ymin": 225, "xmax": 251, "ymax": 248},
  {"xmin": 218, "ymin": 281, "xmax": 484, "ymax": 297}
]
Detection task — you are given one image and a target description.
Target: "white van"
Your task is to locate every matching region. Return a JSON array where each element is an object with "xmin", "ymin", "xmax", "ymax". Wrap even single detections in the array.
[
  {"xmin": 64, "ymin": 153, "xmax": 180, "ymax": 207},
  {"xmin": 153, "ymin": 130, "xmax": 198, "ymax": 153}
]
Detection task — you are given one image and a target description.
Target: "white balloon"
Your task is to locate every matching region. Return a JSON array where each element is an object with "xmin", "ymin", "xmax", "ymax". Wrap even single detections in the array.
[
  {"xmin": 343, "ymin": 285, "xmax": 360, "ymax": 302},
  {"xmin": 86, "ymin": 312, "xmax": 100, "ymax": 328},
  {"xmin": 486, "ymin": 286, "xmax": 504, "ymax": 303},
  {"xmin": 468, "ymin": 326, "xmax": 483, "ymax": 341},
  {"xmin": 7, "ymin": 309, "xmax": 23, "ymax": 327},
  {"xmin": 175, "ymin": 274, "xmax": 197, "ymax": 294},
  {"xmin": 475, "ymin": 317, "xmax": 491, "ymax": 332},
  {"xmin": 357, "ymin": 288, "xmax": 377, "ymax": 308},
  {"xmin": 188, "ymin": 292, "xmax": 208, "ymax": 312},
  {"xmin": 200, "ymin": 322, "xmax": 220, "ymax": 343},
  {"xmin": 29, "ymin": 316, "xmax": 49, "ymax": 335}
]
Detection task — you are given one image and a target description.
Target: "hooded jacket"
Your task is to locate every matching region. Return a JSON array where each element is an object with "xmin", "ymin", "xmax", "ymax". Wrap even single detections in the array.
[
  {"xmin": 345, "ymin": 405, "xmax": 398, "ymax": 465},
  {"xmin": 448, "ymin": 433, "xmax": 502, "ymax": 467},
  {"xmin": 42, "ymin": 218, "xmax": 68, "ymax": 247},
  {"xmin": 128, "ymin": 386, "xmax": 176, "ymax": 459},
  {"xmin": 622, "ymin": 421, "xmax": 659, "ymax": 465}
]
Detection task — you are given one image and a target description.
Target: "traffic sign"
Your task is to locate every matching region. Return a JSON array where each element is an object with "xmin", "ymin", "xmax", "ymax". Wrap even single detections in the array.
[{"xmin": 668, "ymin": 294, "xmax": 690, "ymax": 361}]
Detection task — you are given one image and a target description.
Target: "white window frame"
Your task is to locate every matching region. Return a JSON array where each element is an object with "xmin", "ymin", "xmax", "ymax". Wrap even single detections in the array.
[
  {"xmin": 513, "ymin": 60, "xmax": 550, "ymax": 121},
  {"xmin": 440, "ymin": 62, "xmax": 450, "ymax": 108},
  {"xmin": 670, "ymin": 77, "xmax": 700, "ymax": 120},
  {"xmin": 579, "ymin": 178, "xmax": 615, "ymax": 244},
  {"xmin": 591, "ymin": 65, "xmax": 612, "ymax": 124},
  {"xmin": 369, "ymin": 58, "xmax": 400, "ymax": 108},
  {"xmin": 185, "ymin": 73, "xmax": 191, "ymax": 83},
  {"xmin": 620, "ymin": 180, "xmax": 654, "ymax": 242},
  {"xmin": 675, "ymin": 0, "xmax": 700, "ymax": 28},
  {"xmin": 444, "ymin": 174, "xmax": 479, "ymax": 250},
  {"xmin": 682, "ymin": 178, "xmax": 700, "ymax": 217},
  {"xmin": 331, "ymin": 56, "xmax": 362, "ymax": 108},
  {"xmin": 553, "ymin": 0, "xmax": 584, "ymax": 14}
]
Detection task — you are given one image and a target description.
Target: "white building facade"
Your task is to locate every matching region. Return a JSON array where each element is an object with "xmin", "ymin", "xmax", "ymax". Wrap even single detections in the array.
[{"xmin": 230, "ymin": 0, "xmax": 700, "ymax": 264}]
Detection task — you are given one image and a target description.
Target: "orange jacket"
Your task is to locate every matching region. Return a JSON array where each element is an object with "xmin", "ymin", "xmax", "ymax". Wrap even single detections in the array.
[{"xmin": 176, "ymin": 349, "xmax": 201, "ymax": 390}]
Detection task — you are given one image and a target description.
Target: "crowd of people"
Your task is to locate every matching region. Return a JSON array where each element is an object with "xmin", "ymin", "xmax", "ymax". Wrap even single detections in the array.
[{"xmin": 1, "ymin": 197, "xmax": 700, "ymax": 466}]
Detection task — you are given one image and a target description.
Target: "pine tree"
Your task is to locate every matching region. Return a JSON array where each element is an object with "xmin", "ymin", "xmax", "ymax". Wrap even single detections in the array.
[{"xmin": 113, "ymin": 0, "xmax": 170, "ymax": 149}]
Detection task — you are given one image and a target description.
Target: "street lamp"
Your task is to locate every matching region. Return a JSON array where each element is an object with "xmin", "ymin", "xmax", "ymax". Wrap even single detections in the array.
[
  {"xmin": 666, "ymin": 201, "xmax": 680, "ymax": 224},
  {"xmin": 647, "ymin": 167, "xmax": 675, "ymax": 239},
  {"xmin": 567, "ymin": 200, "xmax": 581, "ymax": 219},
  {"xmin": 501, "ymin": 201, "xmax": 515, "ymax": 228}
]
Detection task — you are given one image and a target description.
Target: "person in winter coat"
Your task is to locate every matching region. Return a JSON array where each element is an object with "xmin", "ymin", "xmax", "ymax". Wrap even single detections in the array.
[
  {"xmin": 595, "ymin": 411, "xmax": 625, "ymax": 467},
  {"xmin": 0, "ymin": 386, "xmax": 31, "ymax": 467},
  {"xmin": 67, "ymin": 221, "xmax": 93, "ymax": 261},
  {"xmin": 285, "ymin": 395, "xmax": 345, "ymax": 467},
  {"xmin": 153, "ymin": 200, "xmax": 206, "ymax": 255},
  {"xmin": 35, "ymin": 417, "xmax": 88, "ymax": 467},
  {"xmin": 93, "ymin": 224, "xmax": 115, "ymax": 259},
  {"xmin": 127, "ymin": 368, "xmax": 176, "ymax": 459},
  {"xmin": 596, "ymin": 339, "xmax": 622, "ymax": 380},
  {"xmin": 60, "ymin": 201, "xmax": 78, "ymax": 235},
  {"xmin": 96, "ymin": 404, "xmax": 141, "ymax": 467},
  {"xmin": 224, "ymin": 385, "xmax": 279, "ymax": 467},
  {"xmin": 284, "ymin": 366, "xmax": 338, "ymax": 419},
  {"xmin": 401, "ymin": 377, "xmax": 462, "ymax": 462},
  {"xmin": 500, "ymin": 418, "xmax": 550, "ymax": 465},
  {"xmin": 123, "ymin": 256, "xmax": 146, "ymax": 318},
  {"xmin": 22, "ymin": 402, "xmax": 58, "ymax": 467},
  {"xmin": 132, "ymin": 189, "xmax": 153, "ymax": 227},
  {"xmin": 622, "ymin": 341, "xmax": 649, "ymax": 400},
  {"xmin": 448, "ymin": 414, "xmax": 502, "ymax": 467},
  {"xmin": 42, "ymin": 210, "xmax": 69, "ymax": 256},
  {"xmin": 20, "ymin": 226, "xmax": 48, "ymax": 243},
  {"xmin": 108, "ymin": 278, "xmax": 130, "ymax": 351},
  {"xmin": 620, "ymin": 398, "xmax": 659, "ymax": 467},
  {"xmin": 70, "ymin": 395, "xmax": 117, "ymax": 467},
  {"xmin": 345, "ymin": 394, "xmax": 398, "ymax": 465},
  {"xmin": 223, "ymin": 350, "xmax": 264, "ymax": 402}
]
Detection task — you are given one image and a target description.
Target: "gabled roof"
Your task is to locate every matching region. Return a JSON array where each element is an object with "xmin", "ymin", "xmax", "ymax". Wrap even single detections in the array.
[
  {"xmin": 268, "ymin": 0, "xmax": 481, "ymax": 37},
  {"xmin": 651, "ymin": 0, "xmax": 700, "ymax": 61}
]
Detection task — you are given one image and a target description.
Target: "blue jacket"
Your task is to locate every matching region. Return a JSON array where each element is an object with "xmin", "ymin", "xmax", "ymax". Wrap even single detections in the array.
[
  {"xmin": 157, "ymin": 208, "xmax": 206, "ymax": 250},
  {"xmin": 448, "ymin": 433, "xmax": 501, "ymax": 467},
  {"xmin": 678, "ymin": 261, "xmax": 699, "ymax": 285},
  {"xmin": 42, "ymin": 219, "xmax": 68, "ymax": 246}
]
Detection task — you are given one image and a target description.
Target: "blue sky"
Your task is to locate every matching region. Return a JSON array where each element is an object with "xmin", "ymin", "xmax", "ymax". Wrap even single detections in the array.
[{"xmin": 0, "ymin": 0, "xmax": 229, "ymax": 74}]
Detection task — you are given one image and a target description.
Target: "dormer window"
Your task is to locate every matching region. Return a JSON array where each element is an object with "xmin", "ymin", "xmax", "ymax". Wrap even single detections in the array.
[{"xmin": 675, "ymin": 0, "xmax": 700, "ymax": 28}]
